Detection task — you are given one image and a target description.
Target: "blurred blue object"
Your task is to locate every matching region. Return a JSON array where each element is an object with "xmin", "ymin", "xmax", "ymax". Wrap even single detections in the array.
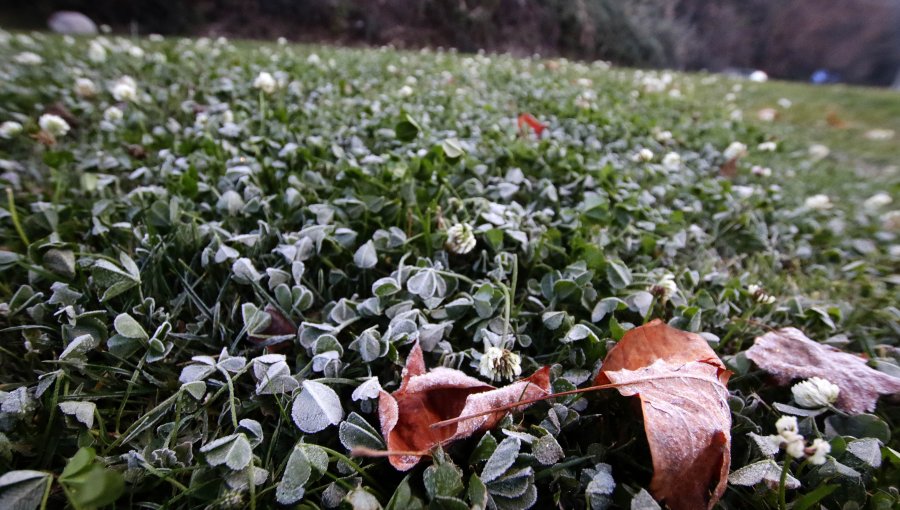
[{"xmin": 811, "ymin": 69, "xmax": 840, "ymax": 84}]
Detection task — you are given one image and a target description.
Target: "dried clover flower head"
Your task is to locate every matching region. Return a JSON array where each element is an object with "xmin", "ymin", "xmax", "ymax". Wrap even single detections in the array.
[
  {"xmin": 791, "ymin": 377, "xmax": 839, "ymax": 408},
  {"xmin": 650, "ymin": 273, "xmax": 677, "ymax": 300},
  {"xmin": 479, "ymin": 346, "xmax": 522, "ymax": 382},
  {"xmin": 445, "ymin": 222, "xmax": 476, "ymax": 255},
  {"xmin": 747, "ymin": 283, "xmax": 776, "ymax": 305}
]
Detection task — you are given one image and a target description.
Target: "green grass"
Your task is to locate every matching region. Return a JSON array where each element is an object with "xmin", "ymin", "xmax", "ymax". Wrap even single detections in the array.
[{"xmin": 0, "ymin": 32, "xmax": 898, "ymax": 509}]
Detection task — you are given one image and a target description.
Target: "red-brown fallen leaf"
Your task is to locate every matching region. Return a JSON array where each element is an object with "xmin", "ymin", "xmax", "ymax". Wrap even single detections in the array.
[
  {"xmin": 375, "ymin": 342, "xmax": 550, "ymax": 470},
  {"xmin": 248, "ymin": 305, "xmax": 295, "ymax": 353},
  {"xmin": 746, "ymin": 327, "xmax": 900, "ymax": 414},
  {"xmin": 595, "ymin": 319, "xmax": 728, "ymax": 386},
  {"xmin": 597, "ymin": 320, "xmax": 731, "ymax": 510},
  {"xmin": 517, "ymin": 113, "xmax": 547, "ymax": 137}
]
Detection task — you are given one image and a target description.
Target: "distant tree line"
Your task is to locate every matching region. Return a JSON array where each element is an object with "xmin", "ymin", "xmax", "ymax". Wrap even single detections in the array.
[{"xmin": 5, "ymin": 0, "xmax": 900, "ymax": 85}]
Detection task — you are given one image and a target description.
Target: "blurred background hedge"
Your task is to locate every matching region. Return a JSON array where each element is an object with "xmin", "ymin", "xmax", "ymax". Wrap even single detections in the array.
[{"xmin": 4, "ymin": 0, "xmax": 899, "ymax": 86}]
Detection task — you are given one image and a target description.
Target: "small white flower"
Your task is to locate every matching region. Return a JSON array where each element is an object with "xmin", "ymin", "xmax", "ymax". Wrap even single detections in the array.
[
  {"xmin": 74, "ymin": 78, "xmax": 96, "ymax": 98},
  {"xmin": 110, "ymin": 76, "xmax": 138, "ymax": 102},
  {"xmin": 635, "ymin": 148, "xmax": 654, "ymax": 162},
  {"xmin": 777, "ymin": 98, "xmax": 792, "ymax": 109},
  {"xmin": 792, "ymin": 377, "xmax": 840, "ymax": 408},
  {"xmin": 654, "ymin": 129, "xmax": 673, "ymax": 143},
  {"xmin": 307, "ymin": 53, "xmax": 321, "ymax": 65},
  {"xmin": 478, "ymin": 346, "xmax": 522, "ymax": 382},
  {"xmin": 662, "ymin": 152, "xmax": 681, "ymax": 170},
  {"xmin": 39, "ymin": 114, "xmax": 70, "ymax": 137},
  {"xmin": 775, "ymin": 415, "xmax": 798, "ymax": 435},
  {"xmin": 864, "ymin": 129, "xmax": 894, "ymax": 141},
  {"xmin": 804, "ymin": 194, "xmax": 833, "ymax": 210},
  {"xmin": 0, "ymin": 121, "xmax": 23, "ymax": 139},
  {"xmin": 88, "ymin": 41, "xmax": 107, "ymax": 63},
  {"xmin": 749, "ymin": 70, "xmax": 768, "ymax": 82},
  {"xmin": 149, "ymin": 34, "xmax": 164, "ymax": 42},
  {"xmin": 751, "ymin": 165, "xmax": 772, "ymax": 177},
  {"xmin": 757, "ymin": 108, "xmax": 777, "ymax": 122},
  {"xmin": 103, "ymin": 106, "xmax": 123, "ymax": 123},
  {"xmin": 881, "ymin": 210, "xmax": 900, "ymax": 232},
  {"xmin": 757, "ymin": 141, "xmax": 777, "ymax": 152},
  {"xmin": 785, "ymin": 437, "xmax": 806, "ymax": 458},
  {"xmin": 808, "ymin": 144, "xmax": 830, "ymax": 161},
  {"xmin": 398, "ymin": 85, "xmax": 414, "ymax": 98},
  {"xmin": 445, "ymin": 223, "xmax": 476, "ymax": 255},
  {"xmin": 128, "ymin": 45, "xmax": 144, "ymax": 59},
  {"xmin": 650, "ymin": 273, "xmax": 678, "ymax": 299},
  {"xmin": 14, "ymin": 51, "xmax": 42, "ymax": 65},
  {"xmin": 864, "ymin": 192, "xmax": 892, "ymax": 210},
  {"xmin": 807, "ymin": 438, "xmax": 831, "ymax": 465},
  {"xmin": 253, "ymin": 71, "xmax": 277, "ymax": 94},
  {"xmin": 747, "ymin": 283, "xmax": 776, "ymax": 304}
]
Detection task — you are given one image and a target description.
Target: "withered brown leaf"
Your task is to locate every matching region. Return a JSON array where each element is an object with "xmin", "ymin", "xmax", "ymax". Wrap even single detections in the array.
[
  {"xmin": 597, "ymin": 320, "xmax": 731, "ymax": 510},
  {"xmin": 376, "ymin": 342, "xmax": 550, "ymax": 470},
  {"xmin": 746, "ymin": 327, "xmax": 900, "ymax": 414}
]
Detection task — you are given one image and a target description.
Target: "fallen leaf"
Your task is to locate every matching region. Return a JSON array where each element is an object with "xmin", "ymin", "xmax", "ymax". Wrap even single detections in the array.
[
  {"xmin": 597, "ymin": 320, "xmax": 731, "ymax": 510},
  {"xmin": 517, "ymin": 113, "xmax": 547, "ymax": 137},
  {"xmin": 594, "ymin": 319, "xmax": 727, "ymax": 386},
  {"xmin": 249, "ymin": 305, "xmax": 296, "ymax": 352},
  {"xmin": 374, "ymin": 342, "xmax": 550, "ymax": 470},
  {"xmin": 745, "ymin": 327, "xmax": 900, "ymax": 414}
]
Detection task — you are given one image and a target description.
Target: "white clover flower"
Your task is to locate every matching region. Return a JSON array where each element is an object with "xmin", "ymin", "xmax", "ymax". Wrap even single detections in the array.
[
  {"xmin": 74, "ymin": 78, "xmax": 96, "ymax": 98},
  {"xmin": 777, "ymin": 98, "xmax": 792, "ymax": 109},
  {"xmin": 307, "ymin": 53, "xmax": 321, "ymax": 65},
  {"xmin": 808, "ymin": 144, "xmax": 830, "ymax": 161},
  {"xmin": 792, "ymin": 377, "xmax": 840, "ymax": 408},
  {"xmin": 747, "ymin": 283, "xmax": 776, "ymax": 305},
  {"xmin": 103, "ymin": 106, "xmax": 123, "ymax": 123},
  {"xmin": 729, "ymin": 109, "xmax": 743, "ymax": 121},
  {"xmin": 751, "ymin": 165, "xmax": 772, "ymax": 177},
  {"xmin": 478, "ymin": 346, "xmax": 522, "ymax": 382},
  {"xmin": 14, "ymin": 51, "xmax": 42, "ymax": 65},
  {"xmin": 650, "ymin": 273, "xmax": 678, "ymax": 300},
  {"xmin": 0, "ymin": 121, "xmax": 23, "ymax": 139},
  {"xmin": 635, "ymin": 148, "xmax": 654, "ymax": 162},
  {"xmin": 757, "ymin": 108, "xmax": 777, "ymax": 122},
  {"xmin": 127, "ymin": 45, "xmax": 144, "ymax": 59},
  {"xmin": 398, "ymin": 85, "xmax": 414, "ymax": 98},
  {"xmin": 757, "ymin": 141, "xmax": 777, "ymax": 152},
  {"xmin": 864, "ymin": 192, "xmax": 892, "ymax": 210},
  {"xmin": 445, "ymin": 223, "xmax": 476, "ymax": 255},
  {"xmin": 864, "ymin": 129, "xmax": 894, "ymax": 141},
  {"xmin": 88, "ymin": 41, "xmax": 107, "ymax": 63},
  {"xmin": 39, "ymin": 114, "xmax": 70, "ymax": 137},
  {"xmin": 804, "ymin": 194, "xmax": 833, "ymax": 210},
  {"xmin": 110, "ymin": 76, "xmax": 138, "ymax": 102},
  {"xmin": 883, "ymin": 210, "xmax": 900, "ymax": 232},
  {"xmin": 253, "ymin": 71, "xmax": 277, "ymax": 94},
  {"xmin": 654, "ymin": 129, "xmax": 673, "ymax": 143},
  {"xmin": 785, "ymin": 437, "xmax": 806, "ymax": 458},
  {"xmin": 722, "ymin": 142, "xmax": 747, "ymax": 159},
  {"xmin": 662, "ymin": 152, "xmax": 681, "ymax": 170},
  {"xmin": 775, "ymin": 415, "xmax": 798, "ymax": 435},
  {"xmin": 749, "ymin": 70, "xmax": 768, "ymax": 82},
  {"xmin": 807, "ymin": 438, "xmax": 831, "ymax": 465}
]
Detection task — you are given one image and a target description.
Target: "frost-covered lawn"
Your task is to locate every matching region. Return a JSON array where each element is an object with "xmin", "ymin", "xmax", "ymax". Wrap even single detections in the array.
[{"xmin": 0, "ymin": 31, "xmax": 898, "ymax": 509}]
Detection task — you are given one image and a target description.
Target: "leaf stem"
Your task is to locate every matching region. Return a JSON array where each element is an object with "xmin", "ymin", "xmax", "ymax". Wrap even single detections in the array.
[
  {"xmin": 777, "ymin": 455, "xmax": 791, "ymax": 510},
  {"xmin": 6, "ymin": 187, "xmax": 30, "ymax": 246}
]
